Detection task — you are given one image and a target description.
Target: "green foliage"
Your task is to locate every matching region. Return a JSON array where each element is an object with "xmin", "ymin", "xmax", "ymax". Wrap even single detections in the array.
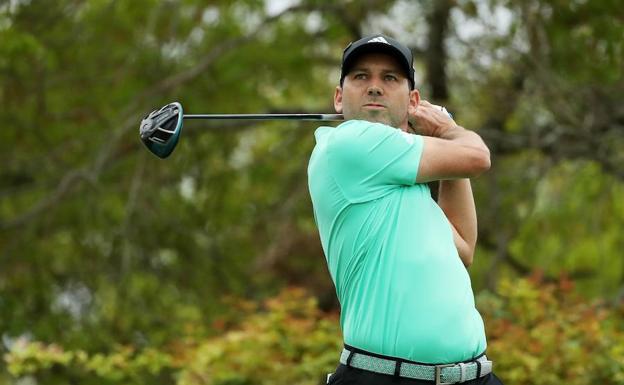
[
  {"xmin": 2, "ymin": 0, "xmax": 624, "ymax": 384},
  {"xmin": 177, "ymin": 288, "xmax": 341, "ymax": 385},
  {"xmin": 4, "ymin": 287, "xmax": 342, "ymax": 385},
  {"xmin": 479, "ymin": 277, "xmax": 624, "ymax": 384},
  {"xmin": 5, "ymin": 341, "xmax": 174, "ymax": 384},
  {"xmin": 5, "ymin": 281, "xmax": 624, "ymax": 384},
  {"xmin": 509, "ymin": 161, "xmax": 624, "ymax": 294}
]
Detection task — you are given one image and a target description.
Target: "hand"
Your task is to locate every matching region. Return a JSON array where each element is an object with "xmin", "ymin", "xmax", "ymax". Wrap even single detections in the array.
[{"xmin": 408, "ymin": 100, "xmax": 457, "ymax": 138}]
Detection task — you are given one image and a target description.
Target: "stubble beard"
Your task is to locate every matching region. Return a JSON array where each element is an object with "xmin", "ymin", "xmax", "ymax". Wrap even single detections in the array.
[
  {"xmin": 363, "ymin": 110, "xmax": 406, "ymax": 129},
  {"xmin": 347, "ymin": 107, "xmax": 398, "ymax": 128},
  {"xmin": 362, "ymin": 111, "xmax": 390, "ymax": 126}
]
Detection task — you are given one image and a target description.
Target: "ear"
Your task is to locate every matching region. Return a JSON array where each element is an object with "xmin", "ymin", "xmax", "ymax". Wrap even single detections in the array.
[
  {"xmin": 334, "ymin": 86, "xmax": 343, "ymax": 113},
  {"xmin": 407, "ymin": 88, "xmax": 421, "ymax": 132},
  {"xmin": 409, "ymin": 88, "xmax": 420, "ymax": 110}
]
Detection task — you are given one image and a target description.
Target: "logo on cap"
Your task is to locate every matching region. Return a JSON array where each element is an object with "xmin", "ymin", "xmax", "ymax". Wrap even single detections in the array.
[{"xmin": 367, "ymin": 36, "xmax": 390, "ymax": 45}]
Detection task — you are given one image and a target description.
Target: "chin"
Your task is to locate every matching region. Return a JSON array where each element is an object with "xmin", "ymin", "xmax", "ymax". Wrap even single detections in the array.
[
  {"xmin": 355, "ymin": 114, "xmax": 391, "ymax": 126},
  {"xmin": 373, "ymin": 119, "xmax": 390, "ymax": 125},
  {"xmin": 368, "ymin": 117, "xmax": 393, "ymax": 126}
]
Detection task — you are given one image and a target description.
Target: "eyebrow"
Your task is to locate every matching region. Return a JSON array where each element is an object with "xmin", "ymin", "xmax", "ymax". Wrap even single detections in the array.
[{"xmin": 350, "ymin": 67, "xmax": 402, "ymax": 75}]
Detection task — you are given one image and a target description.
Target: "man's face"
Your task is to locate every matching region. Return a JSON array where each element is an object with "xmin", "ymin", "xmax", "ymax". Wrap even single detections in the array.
[{"xmin": 334, "ymin": 52, "xmax": 419, "ymax": 130}]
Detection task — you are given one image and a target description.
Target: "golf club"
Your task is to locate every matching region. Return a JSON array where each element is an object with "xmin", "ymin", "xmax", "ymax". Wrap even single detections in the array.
[{"xmin": 139, "ymin": 101, "xmax": 344, "ymax": 158}]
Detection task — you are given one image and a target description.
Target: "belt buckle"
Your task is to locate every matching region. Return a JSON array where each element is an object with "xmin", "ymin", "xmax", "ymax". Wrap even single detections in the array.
[{"xmin": 434, "ymin": 364, "xmax": 455, "ymax": 385}]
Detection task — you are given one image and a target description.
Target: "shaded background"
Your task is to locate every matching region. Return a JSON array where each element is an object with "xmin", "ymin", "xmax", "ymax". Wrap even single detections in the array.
[{"xmin": 1, "ymin": 0, "xmax": 623, "ymax": 384}]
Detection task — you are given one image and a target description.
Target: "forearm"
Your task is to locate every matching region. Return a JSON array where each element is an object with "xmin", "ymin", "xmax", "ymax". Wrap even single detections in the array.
[
  {"xmin": 438, "ymin": 178, "xmax": 478, "ymax": 267},
  {"xmin": 411, "ymin": 100, "xmax": 491, "ymax": 182},
  {"xmin": 415, "ymin": 130, "xmax": 491, "ymax": 182},
  {"xmin": 411, "ymin": 101, "xmax": 486, "ymax": 266},
  {"xmin": 438, "ymin": 123, "xmax": 490, "ymax": 157}
]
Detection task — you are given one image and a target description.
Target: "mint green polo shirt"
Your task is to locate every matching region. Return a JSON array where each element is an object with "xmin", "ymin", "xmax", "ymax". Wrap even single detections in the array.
[{"xmin": 307, "ymin": 120, "xmax": 486, "ymax": 364}]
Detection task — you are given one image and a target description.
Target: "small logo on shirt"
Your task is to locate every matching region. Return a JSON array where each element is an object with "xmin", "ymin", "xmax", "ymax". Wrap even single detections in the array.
[
  {"xmin": 368, "ymin": 36, "xmax": 390, "ymax": 45},
  {"xmin": 400, "ymin": 131, "xmax": 414, "ymax": 145}
]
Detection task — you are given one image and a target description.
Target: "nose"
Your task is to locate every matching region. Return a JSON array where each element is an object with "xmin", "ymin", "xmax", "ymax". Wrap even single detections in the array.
[
  {"xmin": 367, "ymin": 78, "xmax": 383, "ymax": 96},
  {"xmin": 367, "ymin": 84, "xmax": 383, "ymax": 96}
]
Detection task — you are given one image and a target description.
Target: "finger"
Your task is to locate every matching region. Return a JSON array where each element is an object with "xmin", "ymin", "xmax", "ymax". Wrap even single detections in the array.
[{"xmin": 426, "ymin": 103, "xmax": 453, "ymax": 118}]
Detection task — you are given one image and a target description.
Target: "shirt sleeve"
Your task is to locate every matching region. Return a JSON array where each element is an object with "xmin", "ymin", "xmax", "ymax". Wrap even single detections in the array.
[{"xmin": 327, "ymin": 120, "xmax": 424, "ymax": 203}]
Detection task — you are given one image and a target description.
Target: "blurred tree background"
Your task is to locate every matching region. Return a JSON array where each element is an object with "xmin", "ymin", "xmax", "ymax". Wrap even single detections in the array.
[{"xmin": 1, "ymin": 0, "xmax": 623, "ymax": 384}]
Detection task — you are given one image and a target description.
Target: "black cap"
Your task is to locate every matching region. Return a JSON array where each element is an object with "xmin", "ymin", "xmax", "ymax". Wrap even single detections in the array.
[{"xmin": 340, "ymin": 34, "xmax": 415, "ymax": 90}]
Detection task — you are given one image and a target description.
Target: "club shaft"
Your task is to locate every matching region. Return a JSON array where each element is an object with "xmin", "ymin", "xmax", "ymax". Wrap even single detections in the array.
[{"xmin": 183, "ymin": 113, "xmax": 344, "ymax": 121}]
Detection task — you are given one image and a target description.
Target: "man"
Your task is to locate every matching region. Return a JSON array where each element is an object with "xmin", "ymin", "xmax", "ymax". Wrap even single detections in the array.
[{"xmin": 307, "ymin": 34, "xmax": 504, "ymax": 385}]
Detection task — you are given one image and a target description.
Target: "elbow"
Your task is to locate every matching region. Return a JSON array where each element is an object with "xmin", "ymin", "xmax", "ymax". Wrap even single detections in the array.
[
  {"xmin": 459, "ymin": 247, "xmax": 475, "ymax": 267},
  {"xmin": 479, "ymin": 150, "xmax": 491, "ymax": 173},
  {"xmin": 470, "ymin": 149, "xmax": 491, "ymax": 177},
  {"xmin": 462, "ymin": 255, "xmax": 474, "ymax": 268},
  {"xmin": 456, "ymin": 241, "xmax": 476, "ymax": 267}
]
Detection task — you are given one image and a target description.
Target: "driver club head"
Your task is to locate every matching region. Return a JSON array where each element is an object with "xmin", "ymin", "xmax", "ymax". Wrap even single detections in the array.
[{"xmin": 139, "ymin": 102, "xmax": 183, "ymax": 158}]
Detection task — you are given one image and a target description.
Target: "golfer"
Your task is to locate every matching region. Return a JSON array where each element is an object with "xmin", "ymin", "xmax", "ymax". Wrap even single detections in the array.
[{"xmin": 308, "ymin": 34, "xmax": 504, "ymax": 385}]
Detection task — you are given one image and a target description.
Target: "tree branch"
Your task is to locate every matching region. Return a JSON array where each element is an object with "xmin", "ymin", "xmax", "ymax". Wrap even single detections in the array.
[{"xmin": 0, "ymin": 5, "xmax": 312, "ymax": 231}]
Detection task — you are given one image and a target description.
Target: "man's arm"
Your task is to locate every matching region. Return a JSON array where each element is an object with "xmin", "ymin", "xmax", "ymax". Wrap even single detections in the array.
[
  {"xmin": 439, "ymin": 179, "xmax": 477, "ymax": 266},
  {"xmin": 414, "ymin": 128, "xmax": 490, "ymax": 183},
  {"xmin": 409, "ymin": 101, "xmax": 490, "ymax": 266}
]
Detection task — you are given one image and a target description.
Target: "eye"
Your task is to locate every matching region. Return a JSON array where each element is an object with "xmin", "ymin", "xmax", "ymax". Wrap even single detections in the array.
[
  {"xmin": 353, "ymin": 72, "xmax": 367, "ymax": 80},
  {"xmin": 384, "ymin": 74, "xmax": 398, "ymax": 81}
]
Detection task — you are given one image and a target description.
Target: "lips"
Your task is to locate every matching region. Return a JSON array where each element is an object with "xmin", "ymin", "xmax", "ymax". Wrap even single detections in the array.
[{"xmin": 363, "ymin": 103, "xmax": 386, "ymax": 109}]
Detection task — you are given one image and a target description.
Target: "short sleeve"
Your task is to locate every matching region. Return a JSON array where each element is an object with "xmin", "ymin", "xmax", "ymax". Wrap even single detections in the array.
[{"xmin": 327, "ymin": 120, "xmax": 424, "ymax": 203}]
